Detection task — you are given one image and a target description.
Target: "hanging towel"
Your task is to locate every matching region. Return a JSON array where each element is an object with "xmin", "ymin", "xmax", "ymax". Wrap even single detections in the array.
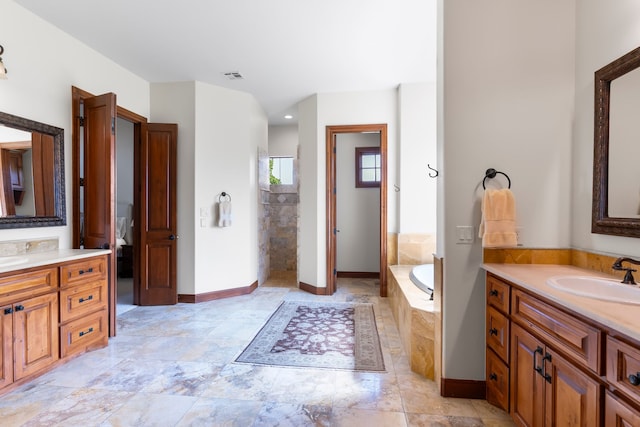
[
  {"xmin": 479, "ymin": 188, "xmax": 517, "ymax": 248},
  {"xmin": 218, "ymin": 201, "xmax": 232, "ymax": 227}
]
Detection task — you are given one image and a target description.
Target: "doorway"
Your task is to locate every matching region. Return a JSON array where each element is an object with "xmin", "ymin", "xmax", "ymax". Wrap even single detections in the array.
[{"xmin": 326, "ymin": 124, "xmax": 388, "ymax": 297}]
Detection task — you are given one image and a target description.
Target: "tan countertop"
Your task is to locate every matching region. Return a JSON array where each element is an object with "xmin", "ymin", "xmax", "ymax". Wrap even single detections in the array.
[
  {"xmin": 482, "ymin": 263, "xmax": 640, "ymax": 343},
  {"xmin": 0, "ymin": 249, "xmax": 111, "ymax": 274}
]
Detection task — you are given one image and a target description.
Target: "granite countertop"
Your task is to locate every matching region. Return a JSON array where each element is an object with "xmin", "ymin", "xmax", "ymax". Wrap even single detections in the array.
[
  {"xmin": 482, "ymin": 263, "xmax": 640, "ymax": 343},
  {"xmin": 0, "ymin": 249, "xmax": 111, "ymax": 274}
]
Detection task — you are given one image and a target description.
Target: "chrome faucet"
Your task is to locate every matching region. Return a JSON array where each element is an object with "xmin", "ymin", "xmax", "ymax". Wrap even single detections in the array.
[{"xmin": 612, "ymin": 257, "xmax": 640, "ymax": 285}]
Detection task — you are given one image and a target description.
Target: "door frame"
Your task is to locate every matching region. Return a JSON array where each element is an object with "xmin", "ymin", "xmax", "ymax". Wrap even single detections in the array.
[
  {"xmin": 326, "ymin": 124, "xmax": 388, "ymax": 296},
  {"xmin": 72, "ymin": 86, "xmax": 147, "ymax": 336}
]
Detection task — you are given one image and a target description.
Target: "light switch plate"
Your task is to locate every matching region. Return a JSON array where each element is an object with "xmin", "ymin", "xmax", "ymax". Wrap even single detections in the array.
[{"xmin": 456, "ymin": 226, "xmax": 474, "ymax": 244}]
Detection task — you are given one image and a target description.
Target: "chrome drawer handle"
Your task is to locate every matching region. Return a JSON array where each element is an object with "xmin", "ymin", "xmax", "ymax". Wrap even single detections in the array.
[
  {"xmin": 79, "ymin": 295, "xmax": 94, "ymax": 303},
  {"xmin": 629, "ymin": 373, "xmax": 640, "ymax": 386}
]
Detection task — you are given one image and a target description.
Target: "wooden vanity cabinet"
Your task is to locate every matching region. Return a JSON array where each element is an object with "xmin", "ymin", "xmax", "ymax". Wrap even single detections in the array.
[{"xmin": 0, "ymin": 267, "xmax": 59, "ymax": 391}]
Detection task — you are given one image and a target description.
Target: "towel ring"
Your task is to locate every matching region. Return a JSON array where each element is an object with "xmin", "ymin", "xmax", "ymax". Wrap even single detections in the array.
[
  {"xmin": 482, "ymin": 168, "xmax": 511, "ymax": 189},
  {"xmin": 218, "ymin": 192, "xmax": 231, "ymax": 202}
]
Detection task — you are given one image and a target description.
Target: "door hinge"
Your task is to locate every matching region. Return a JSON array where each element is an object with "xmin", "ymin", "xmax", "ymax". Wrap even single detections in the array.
[
  {"xmin": 79, "ymin": 178, "xmax": 85, "ymax": 187},
  {"xmin": 78, "ymin": 116, "xmax": 85, "ymax": 127},
  {"xmin": 333, "ymin": 269, "xmax": 337, "ymax": 276},
  {"xmin": 111, "ymin": 118, "xmax": 116, "ymax": 134}
]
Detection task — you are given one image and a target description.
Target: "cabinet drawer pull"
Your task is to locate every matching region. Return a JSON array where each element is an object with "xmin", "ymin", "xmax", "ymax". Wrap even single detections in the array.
[
  {"xmin": 14, "ymin": 305, "xmax": 24, "ymax": 312},
  {"xmin": 489, "ymin": 289, "xmax": 499, "ymax": 297},
  {"xmin": 4, "ymin": 307, "xmax": 12, "ymax": 315},
  {"xmin": 489, "ymin": 328, "xmax": 498, "ymax": 336},
  {"xmin": 534, "ymin": 346, "xmax": 544, "ymax": 375},
  {"xmin": 489, "ymin": 373, "xmax": 497, "ymax": 381},
  {"xmin": 629, "ymin": 373, "xmax": 640, "ymax": 386},
  {"xmin": 79, "ymin": 327, "xmax": 94, "ymax": 337},
  {"xmin": 543, "ymin": 352, "xmax": 552, "ymax": 383},
  {"xmin": 79, "ymin": 295, "xmax": 94, "ymax": 303},
  {"xmin": 78, "ymin": 267, "xmax": 94, "ymax": 275}
]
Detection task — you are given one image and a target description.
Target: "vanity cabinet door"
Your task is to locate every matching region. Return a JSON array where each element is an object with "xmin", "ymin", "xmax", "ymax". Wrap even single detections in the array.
[
  {"xmin": 605, "ymin": 391, "xmax": 640, "ymax": 426},
  {"xmin": 13, "ymin": 293, "xmax": 58, "ymax": 380},
  {"xmin": 0, "ymin": 304, "xmax": 13, "ymax": 389},
  {"xmin": 511, "ymin": 323, "xmax": 545, "ymax": 427}
]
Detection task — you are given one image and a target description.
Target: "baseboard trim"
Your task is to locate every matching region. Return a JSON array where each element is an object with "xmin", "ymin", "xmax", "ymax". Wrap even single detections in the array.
[
  {"xmin": 441, "ymin": 378, "xmax": 486, "ymax": 399},
  {"xmin": 299, "ymin": 281, "xmax": 328, "ymax": 295},
  {"xmin": 178, "ymin": 280, "xmax": 258, "ymax": 303},
  {"xmin": 336, "ymin": 271, "xmax": 380, "ymax": 279}
]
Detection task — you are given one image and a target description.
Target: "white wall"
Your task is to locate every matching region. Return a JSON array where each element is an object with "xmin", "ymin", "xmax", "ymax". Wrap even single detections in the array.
[
  {"xmin": 298, "ymin": 89, "xmax": 398, "ymax": 288},
  {"xmin": 0, "ymin": 1, "xmax": 149, "ymax": 248},
  {"xmin": 399, "ymin": 82, "xmax": 437, "ymax": 234},
  {"xmin": 439, "ymin": 0, "xmax": 576, "ymax": 380},
  {"xmin": 268, "ymin": 125, "xmax": 298, "ymax": 157},
  {"xmin": 571, "ymin": 0, "xmax": 640, "ymax": 258},
  {"xmin": 336, "ymin": 133, "xmax": 380, "ymax": 272}
]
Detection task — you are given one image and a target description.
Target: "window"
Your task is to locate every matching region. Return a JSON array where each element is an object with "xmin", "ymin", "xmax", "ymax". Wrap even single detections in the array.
[
  {"xmin": 269, "ymin": 157, "xmax": 294, "ymax": 185},
  {"xmin": 355, "ymin": 147, "xmax": 381, "ymax": 188}
]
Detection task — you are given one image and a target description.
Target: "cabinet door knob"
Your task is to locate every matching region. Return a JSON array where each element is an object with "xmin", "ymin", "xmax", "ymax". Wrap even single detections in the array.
[
  {"xmin": 629, "ymin": 373, "xmax": 640, "ymax": 386},
  {"xmin": 489, "ymin": 328, "xmax": 498, "ymax": 336},
  {"xmin": 489, "ymin": 373, "xmax": 497, "ymax": 381},
  {"xmin": 489, "ymin": 289, "xmax": 498, "ymax": 297},
  {"xmin": 14, "ymin": 305, "xmax": 24, "ymax": 311},
  {"xmin": 4, "ymin": 307, "xmax": 12, "ymax": 315}
]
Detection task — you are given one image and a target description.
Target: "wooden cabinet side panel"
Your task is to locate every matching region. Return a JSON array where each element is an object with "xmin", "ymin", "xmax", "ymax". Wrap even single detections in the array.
[{"xmin": 13, "ymin": 293, "xmax": 59, "ymax": 380}]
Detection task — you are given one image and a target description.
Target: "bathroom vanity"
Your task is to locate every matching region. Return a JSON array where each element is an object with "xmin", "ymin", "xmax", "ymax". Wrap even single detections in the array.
[
  {"xmin": 0, "ymin": 250, "xmax": 109, "ymax": 394},
  {"xmin": 483, "ymin": 263, "xmax": 640, "ymax": 427}
]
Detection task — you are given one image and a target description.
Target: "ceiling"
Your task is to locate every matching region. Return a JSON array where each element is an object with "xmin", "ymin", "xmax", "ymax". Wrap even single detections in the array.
[{"xmin": 16, "ymin": 0, "xmax": 436, "ymax": 125}]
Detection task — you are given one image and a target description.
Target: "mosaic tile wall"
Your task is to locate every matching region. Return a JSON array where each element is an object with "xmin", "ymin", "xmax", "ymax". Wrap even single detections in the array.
[{"xmin": 269, "ymin": 187, "xmax": 298, "ymax": 272}]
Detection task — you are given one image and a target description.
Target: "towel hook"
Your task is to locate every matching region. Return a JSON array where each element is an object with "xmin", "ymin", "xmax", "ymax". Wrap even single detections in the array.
[
  {"xmin": 218, "ymin": 192, "xmax": 231, "ymax": 202},
  {"xmin": 482, "ymin": 168, "xmax": 511, "ymax": 189},
  {"xmin": 427, "ymin": 164, "xmax": 439, "ymax": 178}
]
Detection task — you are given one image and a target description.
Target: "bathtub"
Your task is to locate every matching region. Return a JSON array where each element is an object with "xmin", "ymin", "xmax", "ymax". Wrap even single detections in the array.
[{"xmin": 409, "ymin": 264, "xmax": 434, "ymax": 299}]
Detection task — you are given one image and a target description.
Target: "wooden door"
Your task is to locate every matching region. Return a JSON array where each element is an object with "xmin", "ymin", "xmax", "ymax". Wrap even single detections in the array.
[
  {"xmin": 544, "ymin": 348, "xmax": 601, "ymax": 427},
  {"xmin": 13, "ymin": 293, "xmax": 58, "ymax": 380},
  {"xmin": 511, "ymin": 323, "xmax": 545, "ymax": 427},
  {"xmin": 0, "ymin": 304, "xmax": 13, "ymax": 388},
  {"xmin": 137, "ymin": 123, "xmax": 178, "ymax": 305}
]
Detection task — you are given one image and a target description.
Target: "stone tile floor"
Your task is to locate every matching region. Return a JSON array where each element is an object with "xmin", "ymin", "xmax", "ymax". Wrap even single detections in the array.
[{"xmin": 0, "ymin": 275, "xmax": 514, "ymax": 426}]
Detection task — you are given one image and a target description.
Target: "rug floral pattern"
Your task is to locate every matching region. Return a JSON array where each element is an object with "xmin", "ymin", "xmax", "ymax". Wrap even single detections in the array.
[{"xmin": 235, "ymin": 301, "xmax": 385, "ymax": 371}]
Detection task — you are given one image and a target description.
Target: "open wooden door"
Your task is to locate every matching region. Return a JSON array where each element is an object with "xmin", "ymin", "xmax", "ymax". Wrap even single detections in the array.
[
  {"xmin": 137, "ymin": 123, "xmax": 178, "ymax": 305},
  {"xmin": 81, "ymin": 93, "xmax": 117, "ymax": 334}
]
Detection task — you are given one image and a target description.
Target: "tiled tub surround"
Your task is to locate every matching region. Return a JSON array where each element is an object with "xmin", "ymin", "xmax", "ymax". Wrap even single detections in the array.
[
  {"xmin": 388, "ymin": 265, "xmax": 436, "ymax": 380},
  {"xmin": 397, "ymin": 233, "xmax": 436, "ymax": 265}
]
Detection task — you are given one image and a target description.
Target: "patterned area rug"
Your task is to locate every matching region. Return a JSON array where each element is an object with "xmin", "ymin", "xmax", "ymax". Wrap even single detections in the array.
[{"xmin": 235, "ymin": 301, "xmax": 385, "ymax": 371}]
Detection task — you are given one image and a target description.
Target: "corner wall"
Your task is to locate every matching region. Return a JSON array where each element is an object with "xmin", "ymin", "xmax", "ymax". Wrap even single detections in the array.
[{"xmin": 439, "ymin": 0, "xmax": 576, "ymax": 380}]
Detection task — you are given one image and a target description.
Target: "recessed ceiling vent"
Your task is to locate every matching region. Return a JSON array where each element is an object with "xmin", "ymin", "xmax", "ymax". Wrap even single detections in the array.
[{"xmin": 223, "ymin": 71, "xmax": 244, "ymax": 80}]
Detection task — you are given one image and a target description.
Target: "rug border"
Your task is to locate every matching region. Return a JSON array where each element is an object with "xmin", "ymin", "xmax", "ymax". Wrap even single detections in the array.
[{"xmin": 233, "ymin": 300, "xmax": 386, "ymax": 373}]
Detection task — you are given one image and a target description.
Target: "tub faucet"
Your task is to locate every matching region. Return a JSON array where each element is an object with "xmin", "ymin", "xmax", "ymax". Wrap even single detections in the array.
[{"xmin": 611, "ymin": 257, "xmax": 640, "ymax": 285}]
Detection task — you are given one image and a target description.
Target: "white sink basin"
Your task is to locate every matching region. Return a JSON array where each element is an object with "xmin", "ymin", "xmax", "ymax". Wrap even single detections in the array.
[
  {"xmin": 0, "ymin": 256, "xmax": 29, "ymax": 267},
  {"xmin": 546, "ymin": 276, "xmax": 640, "ymax": 305}
]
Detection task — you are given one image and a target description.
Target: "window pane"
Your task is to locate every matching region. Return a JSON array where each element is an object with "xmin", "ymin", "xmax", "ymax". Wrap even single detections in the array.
[
  {"xmin": 270, "ymin": 157, "xmax": 294, "ymax": 185},
  {"xmin": 361, "ymin": 169, "xmax": 377, "ymax": 182},
  {"xmin": 375, "ymin": 154, "xmax": 381, "ymax": 167},
  {"xmin": 361, "ymin": 154, "xmax": 376, "ymax": 168}
]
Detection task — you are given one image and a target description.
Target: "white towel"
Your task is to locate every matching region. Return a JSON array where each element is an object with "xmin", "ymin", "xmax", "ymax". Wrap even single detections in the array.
[
  {"xmin": 479, "ymin": 188, "xmax": 517, "ymax": 248},
  {"xmin": 218, "ymin": 201, "xmax": 232, "ymax": 227}
]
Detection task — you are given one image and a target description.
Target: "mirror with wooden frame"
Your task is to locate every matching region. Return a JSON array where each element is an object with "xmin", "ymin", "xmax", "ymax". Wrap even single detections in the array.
[
  {"xmin": 0, "ymin": 112, "xmax": 66, "ymax": 228},
  {"xmin": 592, "ymin": 47, "xmax": 640, "ymax": 237}
]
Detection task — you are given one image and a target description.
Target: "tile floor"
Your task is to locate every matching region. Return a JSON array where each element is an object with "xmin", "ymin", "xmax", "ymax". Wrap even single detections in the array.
[{"xmin": 0, "ymin": 276, "xmax": 514, "ymax": 426}]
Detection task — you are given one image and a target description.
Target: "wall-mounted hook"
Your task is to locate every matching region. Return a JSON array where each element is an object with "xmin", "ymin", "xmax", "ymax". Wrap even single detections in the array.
[
  {"xmin": 394, "ymin": 185, "xmax": 400, "ymax": 192},
  {"xmin": 427, "ymin": 164, "xmax": 439, "ymax": 178}
]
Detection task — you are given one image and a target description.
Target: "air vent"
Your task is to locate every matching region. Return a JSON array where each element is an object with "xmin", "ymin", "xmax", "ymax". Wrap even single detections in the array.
[{"xmin": 223, "ymin": 71, "xmax": 244, "ymax": 80}]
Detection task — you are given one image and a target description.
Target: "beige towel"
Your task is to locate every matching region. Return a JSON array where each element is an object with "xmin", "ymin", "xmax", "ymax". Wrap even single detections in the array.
[
  {"xmin": 479, "ymin": 188, "xmax": 517, "ymax": 248},
  {"xmin": 218, "ymin": 201, "xmax": 232, "ymax": 227}
]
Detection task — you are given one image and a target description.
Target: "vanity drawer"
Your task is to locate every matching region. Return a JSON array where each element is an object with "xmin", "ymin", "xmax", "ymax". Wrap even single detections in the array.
[
  {"xmin": 606, "ymin": 336, "xmax": 640, "ymax": 404},
  {"xmin": 0, "ymin": 267, "xmax": 58, "ymax": 304},
  {"xmin": 60, "ymin": 309, "xmax": 108, "ymax": 358},
  {"xmin": 487, "ymin": 305, "xmax": 509, "ymax": 363},
  {"xmin": 59, "ymin": 279, "xmax": 107, "ymax": 323},
  {"xmin": 512, "ymin": 289, "xmax": 602, "ymax": 374},
  {"xmin": 60, "ymin": 256, "xmax": 107, "ymax": 288},
  {"xmin": 486, "ymin": 348, "xmax": 509, "ymax": 413},
  {"xmin": 486, "ymin": 274, "xmax": 510, "ymax": 314}
]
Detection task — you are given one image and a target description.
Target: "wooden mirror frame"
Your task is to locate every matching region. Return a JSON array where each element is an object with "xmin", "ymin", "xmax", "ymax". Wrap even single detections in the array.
[
  {"xmin": 0, "ymin": 112, "xmax": 66, "ymax": 228},
  {"xmin": 592, "ymin": 47, "xmax": 640, "ymax": 238}
]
